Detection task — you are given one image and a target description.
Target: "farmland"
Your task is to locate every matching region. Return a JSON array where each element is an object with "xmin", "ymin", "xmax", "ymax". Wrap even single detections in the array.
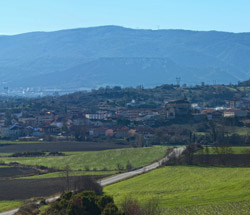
[
  {"xmin": 0, "ymin": 166, "xmax": 39, "ymax": 178},
  {"xmin": 0, "ymin": 141, "xmax": 129, "ymax": 153},
  {"xmin": 104, "ymin": 166, "xmax": 250, "ymax": 215},
  {"xmin": 0, "ymin": 175, "xmax": 105, "ymax": 201},
  {"xmin": 0, "ymin": 201, "xmax": 22, "ymax": 213},
  {"xmin": 196, "ymin": 146, "xmax": 250, "ymax": 154},
  {"xmin": 22, "ymin": 170, "xmax": 116, "ymax": 179},
  {"xmin": 0, "ymin": 146, "xmax": 168, "ymax": 171}
]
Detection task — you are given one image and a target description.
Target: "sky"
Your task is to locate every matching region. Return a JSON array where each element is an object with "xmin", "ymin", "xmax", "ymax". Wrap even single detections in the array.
[{"xmin": 0, "ymin": 0, "xmax": 250, "ymax": 35}]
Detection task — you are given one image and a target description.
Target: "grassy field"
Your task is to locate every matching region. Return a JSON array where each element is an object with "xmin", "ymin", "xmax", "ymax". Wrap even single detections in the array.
[
  {"xmin": 21, "ymin": 170, "xmax": 116, "ymax": 179},
  {"xmin": 0, "ymin": 201, "xmax": 23, "ymax": 212},
  {"xmin": 0, "ymin": 141, "xmax": 41, "ymax": 145},
  {"xmin": 0, "ymin": 153, "xmax": 11, "ymax": 156},
  {"xmin": 104, "ymin": 166, "xmax": 250, "ymax": 214},
  {"xmin": 165, "ymin": 201, "xmax": 250, "ymax": 215},
  {"xmin": 196, "ymin": 146, "xmax": 250, "ymax": 154},
  {"xmin": 0, "ymin": 146, "xmax": 168, "ymax": 171}
]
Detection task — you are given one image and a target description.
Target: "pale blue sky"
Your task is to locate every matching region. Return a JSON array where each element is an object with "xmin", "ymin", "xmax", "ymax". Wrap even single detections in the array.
[{"xmin": 0, "ymin": 0, "xmax": 249, "ymax": 35}]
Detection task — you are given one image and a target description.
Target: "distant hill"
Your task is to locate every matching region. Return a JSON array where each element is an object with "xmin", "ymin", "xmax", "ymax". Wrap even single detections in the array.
[{"xmin": 1, "ymin": 25, "xmax": 250, "ymax": 88}]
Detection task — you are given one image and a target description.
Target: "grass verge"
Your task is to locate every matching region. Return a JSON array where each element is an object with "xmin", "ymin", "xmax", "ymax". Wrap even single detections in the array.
[{"xmin": 0, "ymin": 201, "xmax": 23, "ymax": 212}]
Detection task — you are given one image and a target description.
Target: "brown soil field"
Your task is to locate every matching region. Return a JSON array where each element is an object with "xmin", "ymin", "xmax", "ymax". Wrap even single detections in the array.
[
  {"xmin": 0, "ymin": 176, "xmax": 105, "ymax": 201},
  {"xmin": 0, "ymin": 142, "xmax": 129, "ymax": 153},
  {"xmin": 0, "ymin": 167, "xmax": 39, "ymax": 178}
]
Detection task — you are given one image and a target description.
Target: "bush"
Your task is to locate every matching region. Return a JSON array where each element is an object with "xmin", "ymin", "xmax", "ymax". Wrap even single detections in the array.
[
  {"xmin": 117, "ymin": 163, "xmax": 123, "ymax": 171},
  {"xmin": 15, "ymin": 203, "xmax": 39, "ymax": 215},
  {"xmin": 11, "ymin": 152, "xmax": 46, "ymax": 157},
  {"xmin": 126, "ymin": 161, "xmax": 132, "ymax": 171},
  {"xmin": 120, "ymin": 196, "xmax": 163, "ymax": 215},
  {"xmin": 102, "ymin": 202, "xmax": 119, "ymax": 215},
  {"xmin": 43, "ymin": 191, "xmax": 118, "ymax": 215},
  {"xmin": 48, "ymin": 152, "xmax": 65, "ymax": 156}
]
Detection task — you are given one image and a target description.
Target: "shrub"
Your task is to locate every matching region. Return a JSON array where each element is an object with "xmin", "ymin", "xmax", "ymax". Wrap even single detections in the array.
[
  {"xmin": 120, "ymin": 196, "xmax": 163, "ymax": 215},
  {"xmin": 44, "ymin": 191, "xmax": 118, "ymax": 215},
  {"xmin": 116, "ymin": 163, "xmax": 123, "ymax": 171},
  {"xmin": 126, "ymin": 161, "xmax": 132, "ymax": 171}
]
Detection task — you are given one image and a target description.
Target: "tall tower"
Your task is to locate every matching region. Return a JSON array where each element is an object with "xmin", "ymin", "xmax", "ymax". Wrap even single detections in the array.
[{"xmin": 176, "ymin": 77, "xmax": 181, "ymax": 87}]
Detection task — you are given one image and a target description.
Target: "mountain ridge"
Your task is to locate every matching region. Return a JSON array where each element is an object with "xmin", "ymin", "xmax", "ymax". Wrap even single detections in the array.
[{"xmin": 1, "ymin": 25, "xmax": 250, "ymax": 88}]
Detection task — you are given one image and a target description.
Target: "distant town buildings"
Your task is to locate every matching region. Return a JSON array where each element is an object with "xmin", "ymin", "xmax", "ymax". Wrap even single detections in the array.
[{"xmin": 166, "ymin": 99, "xmax": 191, "ymax": 119}]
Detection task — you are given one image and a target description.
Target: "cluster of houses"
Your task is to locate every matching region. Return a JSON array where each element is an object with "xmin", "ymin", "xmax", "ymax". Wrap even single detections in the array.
[
  {"xmin": 192, "ymin": 98, "xmax": 250, "ymax": 120},
  {"xmin": 0, "ymin": 98, "xmax": 249, "ymax": 141}
]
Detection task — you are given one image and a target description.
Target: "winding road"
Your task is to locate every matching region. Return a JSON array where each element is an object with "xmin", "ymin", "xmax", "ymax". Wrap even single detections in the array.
[{"xmin": 0, "ymin": 146, "xmax": 186, "ymax": 215}]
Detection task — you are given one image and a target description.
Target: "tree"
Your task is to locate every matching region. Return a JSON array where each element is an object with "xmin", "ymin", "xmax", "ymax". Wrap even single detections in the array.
[
  {"xmin": 120, "ymin": 196, "xmax": 163, "ymax": 215},
  {"xmin": 126, "ymin": 161, "xmax": 132, "ymax": 171},
  {"xmin": 101, "ymin": 203, "xmax": 119, "ymax": 215},
  {"xmin": 204, "ymin": 145, "xmax": 210, "ymax": 165},
  {"xmin": 61, "ymin": 165, "xmax": 71, "ymax": 192},
  {"xmin": 98, "ymin": 196, "xmax": 115, "ymax": 211},
  {"xmin": 44, "ymin": 191, "xmax": 118, "ymax": 215},
  {"xmin": 135, "ymin": 134, "xmax": 144, "ymax": 147},
  {"xmin": 116, "ymin": 163, "xmax": 123, "ymax": 171},
  {"xmin": 73, "ymin": 176, "xmax": 103, "ymax": 195}
]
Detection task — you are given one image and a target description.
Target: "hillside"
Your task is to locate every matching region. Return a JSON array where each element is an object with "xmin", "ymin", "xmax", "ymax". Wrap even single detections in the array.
[
  {"xmin": 104, "ymin": 166, "xmax": 250, "ymax": 215},
  {"xmin": 1, "ymin": 26, "xmax": 250, "ymax": 88}
]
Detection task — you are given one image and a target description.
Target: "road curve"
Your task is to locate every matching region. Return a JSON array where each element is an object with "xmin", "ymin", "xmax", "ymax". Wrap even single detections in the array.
[
  {"xmin": 0, "ymin": 146, "xmax": 186, "ymax": 215},
  {"xmin": 100, "ymin": 146, "xmax": 186, "ymax": 186}
]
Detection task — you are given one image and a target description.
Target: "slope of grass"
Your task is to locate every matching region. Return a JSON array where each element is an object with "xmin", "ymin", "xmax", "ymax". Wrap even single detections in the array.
[
  {"xmin": 165, "ymin": 200, "xmax": 250, "ymax": 215},
  {"xmin": 1, "ymin": 146, "xmax": 168, "ymax": 171},
  {"xmin": 21, "ymin": 170, "xmax": 116, "ymax": 179},
  {"xmin": 0, "ymin": 201, "xmax": 22, "ymax": 212},
  {"xmin": 104, "ymin": 166, "xmax": 250, "ymax": 213}
]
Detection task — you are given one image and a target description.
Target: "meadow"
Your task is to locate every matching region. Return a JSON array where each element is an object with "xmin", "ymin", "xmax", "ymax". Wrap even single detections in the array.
[
  {"xmin": 0, "ymin": 146, "xmax": 168, "ymax": 171},
  {"xmin": 104, "ymin": 166, "xmax": 250, "ymax": 215},
  {"xmin": 0, "ymin": 201, "xmax": 22, "ymax": 212},
  {"xmin": 22, "ymin": 170, "xmax": 116, "ymax": 179}
]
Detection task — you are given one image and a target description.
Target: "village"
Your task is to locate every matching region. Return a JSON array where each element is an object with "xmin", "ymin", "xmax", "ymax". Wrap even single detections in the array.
[{"xmin": 0, "ymin": 85, "xmax": 250, "ymax": 145}]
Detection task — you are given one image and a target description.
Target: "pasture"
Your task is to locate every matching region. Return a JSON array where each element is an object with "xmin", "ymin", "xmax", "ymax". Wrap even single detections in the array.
[
  {"xmin": 22, "ymin": 170, "xmax": 116, "ymax": 179},
  {"xmin": 0, "ymin": 201, "xmax": 22, "ymax": 213},
  {"xmin": 0, "ymin": 146, "xmax": 168, "ymax": 171},
  {"xmin": 104, "ymin": 166, "xmax": 250, "ymax": 214}
]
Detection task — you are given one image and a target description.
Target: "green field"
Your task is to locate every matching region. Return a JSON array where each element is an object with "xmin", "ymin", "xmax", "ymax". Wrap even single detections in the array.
[
  {"xmin": 22, "ymin": 170, "xmax": 116, "ymax": 179},
  {"xmin": 0, "ymin": 201, "xmax": 23, "ymax": 212},
  {"xmin": 0, "ymin": 165, "xmax": 8, "ymax": 168},
  {"xmin": 104, "ymin": 166, "xmax": 250, "ymax": 214},
  {"xmin": 0, "ymin": 153, "xmax": 11, "ymax": 156},
  {"xmin": 0, "ymin": 141, "xmax": 41, "ymax": 145},
  {"xmin": 0, "ymin": 146, "xmax": 168, "ymax": 171},
  {"xmin": 196, "ymin": 146, "xmax": 250, "ymax": 154}
]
